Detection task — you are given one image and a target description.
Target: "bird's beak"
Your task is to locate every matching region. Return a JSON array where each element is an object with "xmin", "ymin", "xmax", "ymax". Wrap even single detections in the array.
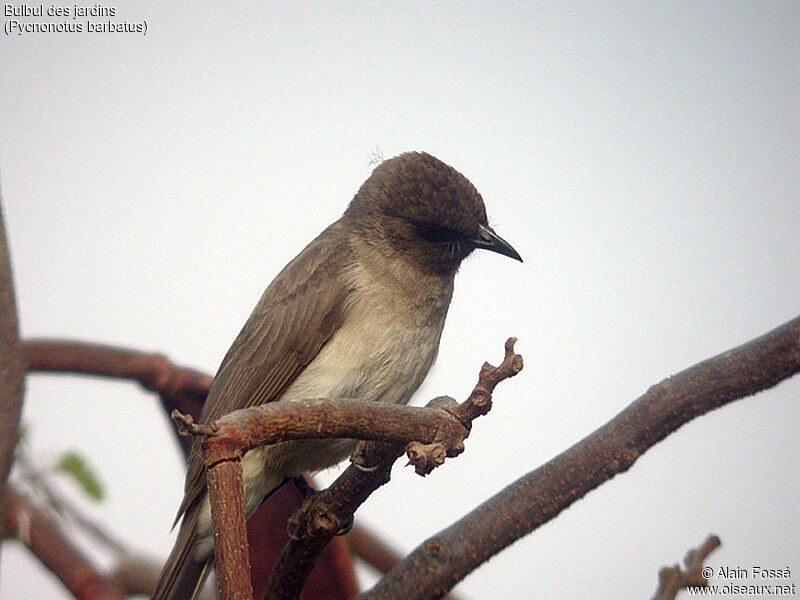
[{"xmin": 472, "ymin": 224, "xmax": 523, "ymax": 262}]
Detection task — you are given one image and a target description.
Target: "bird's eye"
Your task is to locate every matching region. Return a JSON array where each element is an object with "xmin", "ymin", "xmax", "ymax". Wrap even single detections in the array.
[{"xmin": 415, "ymin": 223, "xmax": 463, "ymax": 243}]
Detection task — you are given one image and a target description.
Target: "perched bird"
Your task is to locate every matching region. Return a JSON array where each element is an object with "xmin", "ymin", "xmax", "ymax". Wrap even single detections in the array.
[{"xmin": 153, "ymin": 151, "xmax": 521, "ymax": 600}]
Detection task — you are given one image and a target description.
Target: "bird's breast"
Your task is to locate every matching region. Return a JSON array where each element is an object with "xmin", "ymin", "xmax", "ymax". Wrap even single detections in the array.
[
  {"xmin": 282, "ymin": 253, "xmax": 454, "ymax": 408},
  {"xmin": 281, "ymin": 296, "xmax": 445, "ymax": 406}
]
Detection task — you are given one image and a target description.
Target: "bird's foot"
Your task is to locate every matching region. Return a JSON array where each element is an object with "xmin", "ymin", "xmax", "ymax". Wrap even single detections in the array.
[
  {"xmin": 350, "ymin": 443, "xmax": 381, "ymax": 472},
  {"xmin": 285, "ymin": 480, "xmax": 319, "ymax": 541}
]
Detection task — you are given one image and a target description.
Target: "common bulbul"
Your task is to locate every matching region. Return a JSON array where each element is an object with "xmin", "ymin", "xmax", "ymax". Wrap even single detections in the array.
[{"xmin": 153, "ymin": 151, "xmax": 521, "ymax": 600}]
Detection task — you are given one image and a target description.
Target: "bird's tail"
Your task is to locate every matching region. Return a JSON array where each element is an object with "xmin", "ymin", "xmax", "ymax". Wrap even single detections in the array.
[{"xmin": 152, "ymin": 508, "xmax": 212, "ymax": 600}]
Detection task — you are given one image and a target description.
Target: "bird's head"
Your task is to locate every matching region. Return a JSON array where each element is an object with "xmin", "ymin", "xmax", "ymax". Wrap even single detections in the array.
[{"xmin": 345, "ymin": 151, "xmax": 522, "ymax": 274}]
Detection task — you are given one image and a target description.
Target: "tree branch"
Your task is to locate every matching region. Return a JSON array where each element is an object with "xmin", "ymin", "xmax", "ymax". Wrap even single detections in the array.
[
  {"xmin": 265, "ymin": 442, "xmax": 401, "ymax": 600},
  {"xmin": 358, "ymin": 315, "xmax": 800, "ymax": 599},
  {"xmin": 246, "ymin": 482, "xmax": 360, "ymax": 600},
  {"xmin": 21, "ymin": 340, "xmax": 212, "ymax": 399},
  {"xmin": 1, "ymin": 485, "xmax": 125, "ymax": 600},
  {"xmin": 0, "ymin": 195, "xmax": 26, "ymax": 551},
  {"xmin": 21, "ymin": 339, "xmax": 212, "ymax": 455},
  {"xmin": 205, "ymin": 439, "xmax": 254, "ymax": 600},
  {"xmin": 651, "ymin": 535, "xmax": 721, "ymax": 600},
  {"xmin": 345, "ymin": 524, "xmax": 403, "ymax": 576},
  {"xmin": 175, "ymin": 338, "xmax": 523, "ymax": 475}
]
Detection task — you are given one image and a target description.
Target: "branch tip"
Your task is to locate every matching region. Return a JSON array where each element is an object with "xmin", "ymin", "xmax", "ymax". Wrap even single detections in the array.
[
  {"xmin": 685, "ymin": 534, "xmax": 721, "ymax": 571},
  {"xmin": 651, "ymin": 534, "xmax": 723, "ymax": 600},
  {"xmin": 457, "ymin": 337, "xmax": 523, "ymax": 423},
  {"xmin": 406, "ymin": 441, "xmax": 447, "ymax": 476},
  {"xmin": 171, "ymin": 410, "xmax": 215, "ymax": 437}
]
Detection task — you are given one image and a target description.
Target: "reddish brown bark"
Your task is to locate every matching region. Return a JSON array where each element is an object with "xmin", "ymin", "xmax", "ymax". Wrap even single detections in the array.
[
  {"xmin": 205, "ymin": 439, "xmax": 254, "ymax": 600},
  {"xmin": 2, "ymin": 486, "xmax": 124, "ymax": 600}
]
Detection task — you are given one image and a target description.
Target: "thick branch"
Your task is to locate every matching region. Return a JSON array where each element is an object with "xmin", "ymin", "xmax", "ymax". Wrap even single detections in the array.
[
  {"xmin": 22, "ymin": 339, "xmax": 211, "ymax": 454},
  {"xmin": 343, "ymin": 525, "xmax": 467, "ymax": 600},
  {"xmin": 359, "ymin": 316, "xmax": 800, "ymax": 599},
  {"xmin": 651, "ymin": 535, "xmax": 721, "ymax": 600},
  {"xmin": 21, "ymin": 340, "xmax": 212, "ymax": 398},
  {"xmin": 265, "ymin": 442, "xmax": 402, "ymax": 600},
  {"xmin": 177, "ymin": 399, "xmax": 467, "ymax": 475},
  {"xmin": 246, "ymin": 482, "xmax": 360, "ymax": 600},
  {"xmin": 1, "ymin": 486, "xmax": 124, "ymax": 600},
  {"xmin": 0, "ymin": 198, "xmax": 25, "ymax": 525}
]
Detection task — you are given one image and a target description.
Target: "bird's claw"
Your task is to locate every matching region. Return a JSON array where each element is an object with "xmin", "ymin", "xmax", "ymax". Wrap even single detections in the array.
[{"xmin": 352, "ymin": 461, "xmax": 380, "ymax": 472}]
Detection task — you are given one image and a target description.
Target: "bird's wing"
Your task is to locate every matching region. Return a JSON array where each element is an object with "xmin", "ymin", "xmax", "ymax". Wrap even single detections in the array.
[{"xmin": 177, "ymin": 220, "xmax": 352, "ymax": 520}]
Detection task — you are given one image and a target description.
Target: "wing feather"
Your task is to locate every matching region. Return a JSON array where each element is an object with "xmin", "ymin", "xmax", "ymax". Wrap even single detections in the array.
[{"xmin": 177, "ymin": 220, "xmax": 352, "ymax": 520}]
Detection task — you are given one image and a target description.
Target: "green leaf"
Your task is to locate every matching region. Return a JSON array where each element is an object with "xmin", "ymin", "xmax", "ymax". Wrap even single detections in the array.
[{"xmin": 55, "ymin": 451, "xmax": 105, "ymax": 502}]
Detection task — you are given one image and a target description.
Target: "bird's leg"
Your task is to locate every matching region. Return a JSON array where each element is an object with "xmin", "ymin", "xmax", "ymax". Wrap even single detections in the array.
[{"xmin": 288, "ymin": 443, "xmax": 396, "ymax": 540}]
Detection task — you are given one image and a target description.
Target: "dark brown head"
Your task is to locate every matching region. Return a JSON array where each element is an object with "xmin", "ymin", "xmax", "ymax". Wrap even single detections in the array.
[{"xmin": 344, "ymin": 152, "xmax": 521, "ymax": 274}]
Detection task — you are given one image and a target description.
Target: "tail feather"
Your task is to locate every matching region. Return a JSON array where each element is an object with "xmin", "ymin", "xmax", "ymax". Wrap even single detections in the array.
[{"xmin": 153, "ymin": 509, "xmax": 210, "ymax": 600}]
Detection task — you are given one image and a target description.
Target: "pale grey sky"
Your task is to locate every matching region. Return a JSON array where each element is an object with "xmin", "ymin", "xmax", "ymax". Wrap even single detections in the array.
[{"xmin": 1, "ymin": 2, "xmax": 799, "ymax": 599}]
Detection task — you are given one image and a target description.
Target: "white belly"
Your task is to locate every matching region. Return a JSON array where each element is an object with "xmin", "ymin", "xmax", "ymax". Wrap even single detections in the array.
[{"xmin": 260, "ymin": 295, "xmax": 444, "ymax": 473}]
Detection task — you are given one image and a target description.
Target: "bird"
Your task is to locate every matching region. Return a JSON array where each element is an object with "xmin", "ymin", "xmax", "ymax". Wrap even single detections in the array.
[{"xmin": 152, "ymin": 151, "xmax": 522, "ymax": 600}]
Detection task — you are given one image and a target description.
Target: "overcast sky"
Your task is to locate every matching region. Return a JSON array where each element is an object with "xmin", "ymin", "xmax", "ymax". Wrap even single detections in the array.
[{"xmin": 1, "ymin": 2, "xmax": 799, "ymax": 599}]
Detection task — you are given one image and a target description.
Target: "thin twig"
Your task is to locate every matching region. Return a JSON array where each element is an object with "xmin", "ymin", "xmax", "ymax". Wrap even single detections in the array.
[{"xmin": 14, "ymin": 447, "xmax": 128, "ymax": 555}]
